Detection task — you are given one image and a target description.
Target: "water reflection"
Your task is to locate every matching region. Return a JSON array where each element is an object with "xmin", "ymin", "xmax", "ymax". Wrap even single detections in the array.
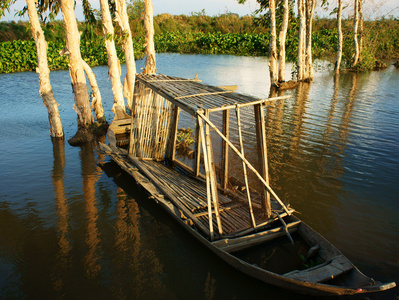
[
  {"xmin": 0, "ymin": 56, "xmax": 398, "ymax": 299},
  {"xmin": 80, "ymin": 141, "xmax": 103, "ymax": 278},
  {"xmin": 51, "ymin": 138, "xmax": 71, "ymax": 293}
]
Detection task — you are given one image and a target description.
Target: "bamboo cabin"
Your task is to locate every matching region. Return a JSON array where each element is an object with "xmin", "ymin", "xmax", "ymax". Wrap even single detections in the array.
[
  {"xmin": 107, "ymin": 73, "xmax": 293, "ymax": 241},
  {"xmin": 101, "ymin": 73, "xmax": 395, "ymax": 296}
]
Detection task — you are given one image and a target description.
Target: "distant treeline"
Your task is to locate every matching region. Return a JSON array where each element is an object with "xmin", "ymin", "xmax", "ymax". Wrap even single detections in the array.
[{"xmin": 0, "ymin": 13, "xmax": 398, "ymax": 73}]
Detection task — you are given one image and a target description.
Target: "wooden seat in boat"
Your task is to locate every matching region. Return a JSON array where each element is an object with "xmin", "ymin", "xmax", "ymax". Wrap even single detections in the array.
[{"xmin": 284, "ymin": 255, "xmax": 353, "ymax": 283}]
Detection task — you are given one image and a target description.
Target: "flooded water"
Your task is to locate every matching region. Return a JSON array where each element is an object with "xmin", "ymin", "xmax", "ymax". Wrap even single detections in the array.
[{"xmin": 0, "ymin": 54, "xmax": 398, "ymax": 299}]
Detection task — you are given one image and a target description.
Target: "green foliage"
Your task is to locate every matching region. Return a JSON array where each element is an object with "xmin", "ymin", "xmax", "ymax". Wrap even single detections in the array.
[
  {"xmin": 154, "ymin": 32, "xmax": 270, "ymax": 56},
  {"xmin": 0, "ymin": 38, "xmax": 144, "ymax": 73},
  {"xmin": 176, "ymin": 127, "xmax": 195, "ymax": 147},
  {"xmin": 0, "ymin": 15, "xmax": 398, "ymax": 73}
]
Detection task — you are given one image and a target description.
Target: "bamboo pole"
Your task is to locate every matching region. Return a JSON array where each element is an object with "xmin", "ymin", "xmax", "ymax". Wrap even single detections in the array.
[
  {"xmin": 254, "ymin": 103, "xmax": 271, "ymax": 218},
  {"xmin": 207, "ymin": 95, "xmax": 290, "ymax": 113},
  {"xmin": 221, "ymin": 109, "xmax": 230, "ymax": 189},
  {"xmin": 204, "ymin": 111, "xmax": 223, "ymax": 235},
  {"xmin": 175, "ymin": 90, "xmax": 234, "ymax": 99},
  {"xmin": 194, "ymin": 121, "xmax": 201, "ymax": 177},
  {"xmin": 235, "ymin": 106, "xmax": 257, "ymax": 229},
  {"xmin": 167, "ymin": 105, "xmax": 180, "ymax": 160},
  {"xmin": 198, "ymin": 116, "xmax": 214, "ymax": 240},
  {"xmin": 197, "ymin": 110, "xmax": 291, "ymax": 216}
]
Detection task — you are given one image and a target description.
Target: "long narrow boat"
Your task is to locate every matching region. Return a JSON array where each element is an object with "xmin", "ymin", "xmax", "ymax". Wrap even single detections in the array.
[{"xmin": 99, "ymin": 73, "xmax": 395, "ymax": 296}]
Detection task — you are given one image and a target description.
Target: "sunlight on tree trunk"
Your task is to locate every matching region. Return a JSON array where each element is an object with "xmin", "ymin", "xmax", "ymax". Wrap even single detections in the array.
[
  {"xmin": 99, "ymin": 0, "xmax": 126, "ymax": 117},
  {"xmin": 335, "ymin": 0, "xmax": 343, "ymax": 74},
  {"xmin": 305, "ymin": 0, "xmax": 316, "ymax": 80},
  {"xmin": 82, "ymin": 60, "xmax": 105, "ymax": 123},
  {"xmin": 59, "ymin": 0, "xmax": 93, "ymax": 128},
  {"xmin": 115, "ymin": 0, "xmax": 137, "ymax": 110},
  {"xmin": 297, "ymin": 0, "xmax": 306, "ymax": 81},
  {"xmin": 143, "ymin": 0, "xmax": 156, "ymax": 74},
  {"xmin": 27, "ymin": 0, "xmax": 63, "ymax": 138},
  {"xmin": 269, "ymin": 0, "xmax": 278, "ymax": 86},
  {"xmin": 359, "ymin": 0, "xmax": 363, "ymax": 60},
  {"xmin": 278, "ymin": 0, "xmax": 289, "ymax": 83},
  {"xmin": 353, "ymin": 0, "xmax": 360, "ymax": 67}
]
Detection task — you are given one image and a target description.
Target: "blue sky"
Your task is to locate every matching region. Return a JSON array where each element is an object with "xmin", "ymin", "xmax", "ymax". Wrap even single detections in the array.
[{"xmin": 1, "ymin": 0, "xmax": 397, "ymax": 22}]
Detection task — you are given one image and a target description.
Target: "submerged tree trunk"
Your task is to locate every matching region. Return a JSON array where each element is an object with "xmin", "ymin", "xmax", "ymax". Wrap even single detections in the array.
[
  {"xmin": 143, "ymin": 0, "xmax": 156, "ymax": 74},
  {"xmin": 99, "ymin": 0, "xmax": 126, "ymax": 117},
  {"xmin": 269, "ymin": 0, "xmax": 278, "ymax": 86},
  {"xmin": 335, "ymin": 0, "xmax": 343, "ymax": 74},
  {"xmin": 115, "ymin": 0, "xmax": 137, "ymax": 109},
  {"xmin": 82, "ymin": 60, "xmax": 105, "ymax": 123},
  {"xmin": 278, "ymin": 0, "xmax": 289, "ymax": 83},
  {"xmin": 26, "ymin": 0, "xmax": 63, "ymax": 138},
  {"xmin": 59, "ymin": 0, "xmax": 93, "ymax": 128}
]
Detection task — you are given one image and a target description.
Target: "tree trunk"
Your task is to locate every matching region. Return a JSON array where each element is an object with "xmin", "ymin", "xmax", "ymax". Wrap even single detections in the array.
[
  {"xmin": 82, "ymin": 60, "xmax": 105, "ymax": 123},
  {"xmin": 335, "ymin": 0, "xmax": 343, "ymax": 74},
  {"xmin": 359, "ymin": 0, "xmax": 363, "ymax": 58},
  {"xmin": 115, "ymin": 0, "xmax": 137, "ymax": 110},
  {"xmin": 99, "ymin": 0, "xmax": 126, "ymax": 117},
  {"xmin": 59, "ymin": 0, "xmax": 93, "ymax": 128},
  {"xmin": 143, "ymin": 0, "xmax": 157, "ymax": 74},
  {"xmin": 278, "ymin": 0, "xmax": 289, "ymax": 83},
  {"xmin": 26, "ymin": 0, "xmax": 63, "ymax": 138},
  {"xmin": 305, "ymin": 0, "xmax": 316, "ymax": 80},
  {"xmin": 353, "ymin": 0, "xmax": 360, "ymax": 67},
  {"xmin": 269, "ymin": 0, "xmax": 278, "ymax": 86},
  {"xmin": 297, "ymin": 0, "xmax": 306, "ymax": 81}
]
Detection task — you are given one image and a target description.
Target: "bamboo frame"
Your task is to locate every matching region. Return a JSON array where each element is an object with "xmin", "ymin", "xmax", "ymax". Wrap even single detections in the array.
[
  {"xmin": 207, "ymin": 95, "xmax": 290, "ymax": 113},
  {"xmin": 197, "ymin": 110, "xmax": 291, "ymax": 216},
  {"xmin": 197, "ymin": 116, "xmax": 214, "ymax": 240},
  {"xmin": 204, "ymin": 110, "xmax": 223, "ymax": 235},
  {"xmin": 254, "ymin": 103, "xmax": 271, "ymax": 218},
  {"xmin": 175, "ymin": 90, "xmax": 234, "ymax": 100},
  {"xmin": 167, "ymin": 105, "xmax": 180, "ymax": 160},
  {"xmin": 235, "ymin": 105, "xmax": 257, "ymax": 229},
  {"xmin": 194, "ymin": 121, "xmax": 201, "ymax": 177},
  {"xmin": 221, "ymin": 109, "xmax": 229, "ymax": 190}
]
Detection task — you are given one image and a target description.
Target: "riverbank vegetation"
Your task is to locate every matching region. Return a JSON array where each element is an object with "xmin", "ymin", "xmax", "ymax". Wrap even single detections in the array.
[{"xmin": 0, "ymin": 12, "xmax": 398, "ymax": 74}]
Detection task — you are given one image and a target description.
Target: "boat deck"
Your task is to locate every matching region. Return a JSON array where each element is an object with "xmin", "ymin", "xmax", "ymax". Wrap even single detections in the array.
[{"xmin": 101, "ymin": 143, "xmax": 293, "ymax": 239}]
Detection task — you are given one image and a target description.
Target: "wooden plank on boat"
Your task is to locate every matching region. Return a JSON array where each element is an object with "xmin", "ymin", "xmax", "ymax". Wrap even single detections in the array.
[
  {"xmin": 128, "ymin": 155, "xmax": 211, "ymax": 237},
  {"xmin": 284, "ymin": 255, "xmax": 353, "ymax": 283},
  {"xmin": 212, "ymin": 220, "xmax": 301, "ymax": 252}
]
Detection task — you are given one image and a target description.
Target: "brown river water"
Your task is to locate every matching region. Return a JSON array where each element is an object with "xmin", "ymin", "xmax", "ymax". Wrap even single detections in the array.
[{"xmin": 0, "ymin": 54, "xmax": 398, "ymax": 299}]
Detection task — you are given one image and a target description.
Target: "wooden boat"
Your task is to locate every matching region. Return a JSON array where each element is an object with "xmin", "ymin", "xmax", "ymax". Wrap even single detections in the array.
[{"xmin": 99, "ymin": 73, "xmax": 396, "ymax": 296}]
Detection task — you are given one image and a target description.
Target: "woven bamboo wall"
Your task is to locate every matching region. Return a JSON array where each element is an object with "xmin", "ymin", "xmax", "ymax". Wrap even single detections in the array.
[{"xmin": 129, "ymin": 80, "xmax": 175, "ymax": 159}]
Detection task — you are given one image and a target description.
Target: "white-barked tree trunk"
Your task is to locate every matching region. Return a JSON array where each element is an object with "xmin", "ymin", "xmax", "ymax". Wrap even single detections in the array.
[
  {"xmin": 269, "ymin": 0, "xmax": 278, "ymax": 86},
  {"xmin": 26, "ymin": 0, "xmax": 63, "ymax": 138},
  {"xmin": 335, "ymin": 0, "xmax": 343, "ymax": 74},
  {"xmin": 297, "ymin": 0, "xmax": 306, "ymax": 81},
  {"xmin": 278, "ymin": 0, "xmax": 289, "ymax": 83},
  {"xmin": 99, "ymin": 0, "xmax": 126, "ymax": 117},
  {"xmin": 59, "ymin": 0, "xmax": 93, "ymax": 128},
  {"xmin": 143, "ymin": 0, "xmax": 156, "ymax": 74},
  {"xmin": 115, "ymin": 0, "xmax": 137, "ymax": 109}
]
